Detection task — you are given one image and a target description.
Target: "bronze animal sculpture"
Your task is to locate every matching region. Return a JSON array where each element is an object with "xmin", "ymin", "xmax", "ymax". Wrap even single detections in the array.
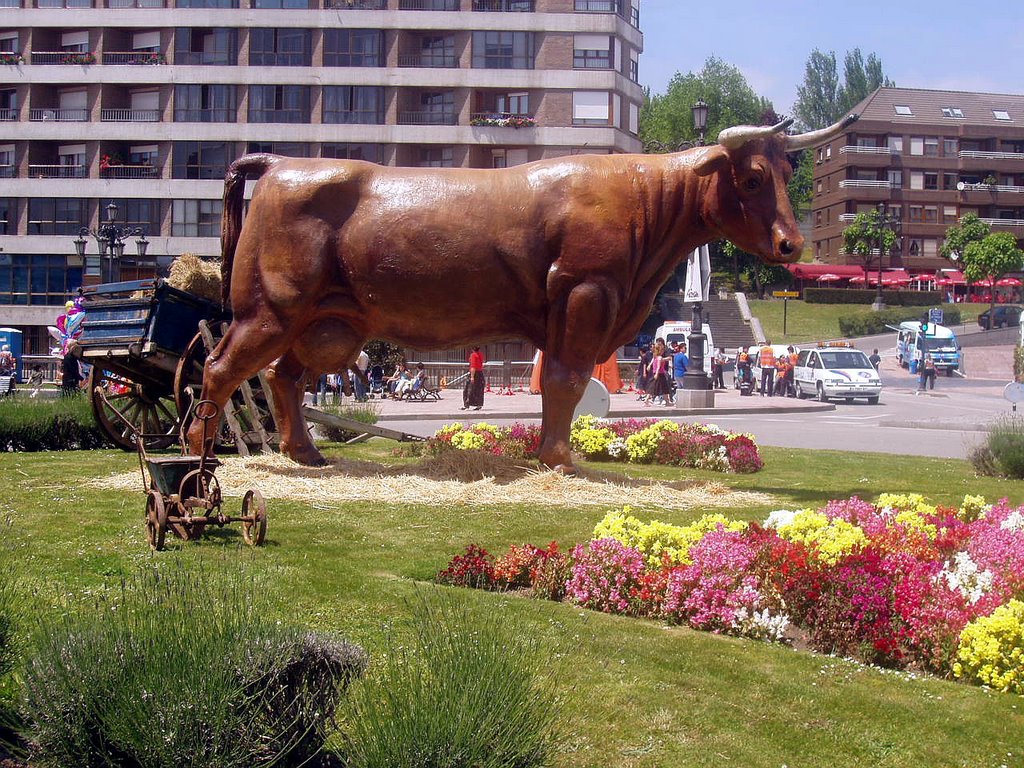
[{"xmin": 190, "ymin": 114, "xmax": 857, "ymax": 473}]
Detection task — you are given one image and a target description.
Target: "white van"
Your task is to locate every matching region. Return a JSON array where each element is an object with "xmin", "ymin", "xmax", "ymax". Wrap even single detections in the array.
[
  {"xmin": 654, "ymin": 320, "xmax": 715, "ymax": 375},
  {"xmin": 895, "ymin": 321, "xmax": 961, "ymax": 375},
  {"xmin": 794, "ymin": 342, "xmax": 882, "ymax": 404}
]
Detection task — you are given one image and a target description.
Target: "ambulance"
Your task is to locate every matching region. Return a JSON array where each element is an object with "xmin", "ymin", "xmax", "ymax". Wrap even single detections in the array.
[
  {"xmin": 895, "ymin": 321, "xmax": 961, "ymax": 375},
  {"xmin": 654, "ymin": 321, "xmax": 715, "ymax": 375}
]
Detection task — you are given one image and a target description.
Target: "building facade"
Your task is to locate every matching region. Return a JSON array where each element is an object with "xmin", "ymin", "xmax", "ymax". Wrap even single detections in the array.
[
  {"xmin": 811, "ymin": 87, "xmax": 1024, "ymax": 272},
  {"xmin": 0, "ymin": 0, "xmax": 643, "ymax": 354}
]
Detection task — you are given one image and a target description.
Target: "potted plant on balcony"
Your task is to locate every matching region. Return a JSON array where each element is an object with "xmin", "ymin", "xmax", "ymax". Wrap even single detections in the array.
[
  {"xmin": 0, "ymin": 52, "xmax": 24, "ymax": 66},
  {"xmin": 984, "ymin": 174, "xmax": 998, "ymax": 187},
  {"xmin": 99, "ymin": 154, "xmax": 124, "ymax": 173},
  {"xmin": 62, "ymin": 51, "xmax": 96, "ymax": 65}
]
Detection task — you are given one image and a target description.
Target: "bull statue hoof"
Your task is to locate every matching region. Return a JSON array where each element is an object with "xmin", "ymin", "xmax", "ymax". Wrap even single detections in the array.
[
  {"xmin": 549, "ymin": 463, "xmax": 578, "ymax": 477},
  {"xmin": 283, "ymin": 444, "xmax": 328, "ymax": 467}
]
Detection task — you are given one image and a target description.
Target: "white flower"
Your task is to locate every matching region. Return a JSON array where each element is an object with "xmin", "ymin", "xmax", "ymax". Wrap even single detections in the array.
[
  {"xmin": 940, "ymin": 551, "xmax": 994, "ymax": 604},
  {"xmin": 764, "ymin": 509, "xmax": 798, "ymax": 529},
  {"xmin": 732, "ymin": 608, "xmax": 790, "ymax": 642},
  {"xmin": 1000, "ymin": 510, "xmax": 1024, "ymax": 533}
]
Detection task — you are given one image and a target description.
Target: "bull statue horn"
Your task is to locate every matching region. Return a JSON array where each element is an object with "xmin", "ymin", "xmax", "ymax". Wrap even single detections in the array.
[
  {"xmin": 785, "ymin": 113, "xmax": 860, "ymax": 151},
  {"xmin": 717, "ymin": 118, "xmax": 794, "ymax": 150}
]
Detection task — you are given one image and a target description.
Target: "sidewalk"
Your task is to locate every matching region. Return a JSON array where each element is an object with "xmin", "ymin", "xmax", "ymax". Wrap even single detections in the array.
[{"xmin": 328, "ymin": 384, "xmax": 833, "ymax": 424}]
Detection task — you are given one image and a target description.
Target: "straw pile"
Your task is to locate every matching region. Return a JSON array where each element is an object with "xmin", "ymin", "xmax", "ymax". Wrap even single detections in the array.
[
  {"xmin": 92, "ymin": 453, "xmax": 775, "ymax": 511},
  {"xmin": 167, "ymin": 252, "xmax": 222, "ymax": 303}
]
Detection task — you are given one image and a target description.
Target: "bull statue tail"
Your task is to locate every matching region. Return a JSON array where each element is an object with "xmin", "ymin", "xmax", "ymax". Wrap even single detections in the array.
[{"xmin": 221, "ymin": 153, "xmax": 281, "ymax": 308}]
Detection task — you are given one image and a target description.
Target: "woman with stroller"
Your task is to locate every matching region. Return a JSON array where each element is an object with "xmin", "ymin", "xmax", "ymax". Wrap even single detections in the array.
[{"xmin": 645, "ymin": 339, "xmax": 673, "ymax": 406}]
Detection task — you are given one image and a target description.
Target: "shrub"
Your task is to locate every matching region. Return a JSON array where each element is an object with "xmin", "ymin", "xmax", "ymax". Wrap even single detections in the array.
[
  {"xmin": 0, "ymin": 396, "xmax": 106, "ymax": 452},
  {"xmin": 343, "ymin": 591, "xmax": 563, "ymax": 768},
  {"xmin": 984, "ymin": 417, "xmax": 1024, "ymax": 479},
  {"xmin": 954, "ymin": 599, "xmax": 1024, "ymax": 693},
  {"xmin": 803, "ymin": 288, "xmax": 945, "ymax": 307},
  {"xmin": 436, "ymin": 544, "xmax": 495, "ymax": 589},
  {"xmin": 316, "ymin": 402, "xmax": 380, "ymax": 443},
  {"xmin": 20, "ymin": 562, "xmax": 366, "ymax": 768}
]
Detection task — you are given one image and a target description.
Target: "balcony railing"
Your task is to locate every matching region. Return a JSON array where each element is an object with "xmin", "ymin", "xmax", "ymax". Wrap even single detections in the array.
[
  {"xmin": 324, "ymin": 0, "xmax": 385, "ymax": 6},
  {"xmin": 398, "ymin": 0, "xmax": 459, "ymax": 9},
  {"xmin": 36, "ymin": 0, "xmax": 91, "ymax": 6},
  {"xmin": 397, "ymin": 53, "xmax": 458, "ymax": 68},
  {"xmin": 839, "ymin": 145, "xmax": 893, "ymax": 155},
  {"xmin": 838, "ymin": 213, "xmax": 857, "ymax": 222},
  {"xmin": 977, "ymin": 217, "xmax": 1024, "ymax": 228},
  {"xmin": 100, "ymin": 164, "xmax": 161, "ymax": 180},
  {"xmin": 838, "ymin": 180, "xmax": 893, "ymax": 189},
  {"xmin": 0, "ymin": 165, "xmax": 14, "ymax": 178},
  {"xmin": 101, "ymin": 108, "xmax": 161, "ymax": 122},
  {"xmin": 31, "ymin": 51, "xmax": 96, "ymax": 65},
  {"xmin": 398, "ymin": 110, "xmax": 457, "ymax": 125},
  {"xmin": 959, "ymin": 182, "xmax": 1024, "ymax": 194},
  {"xmin": 29, "ymin": 108, "xmax": 88, "ymax": 122},
  {"xmin": 29, "ymin": 164, "xmax": 87, "ymax": 179},
  {"xmin": 470, "ymin": 111, "xmax": 536, "ymax": 128},
  {"xmin": 574, "ymin": 0, "xmax": 625, "ymax": 13},
  {"xmin": 102, "ymin": 51, "xmax": 166, "ymax": 65},
  {"xmin": 107, "ymin": 0, "xmax": 166, "ymax": 6},
  {"xmin": 0, "ymin": 109, "xmax": 17, "ymax": 121},
  {"xmin": 473, "ymin": 0, "xmax": 534, "ymax": 9},
  {"xmin": 960, "ymin": 150, "xmax": 1024, "ymax": 161}
]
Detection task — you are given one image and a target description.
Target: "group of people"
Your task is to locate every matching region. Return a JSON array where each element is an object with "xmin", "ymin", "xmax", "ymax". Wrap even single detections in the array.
[
  {"xmin": 635, "ymin": 338, "xmax": 689, "ymax": 406},
  {"xmin": 384, "ymin": 361, "xmax": 428, "ymax": 400},
  {"xmin": 735, "ymin": 342, "xmax": 800, "ymax": 397},
  {"xmin": 312, "ymin": 348, "xmax": 371, "ymax": 405}
]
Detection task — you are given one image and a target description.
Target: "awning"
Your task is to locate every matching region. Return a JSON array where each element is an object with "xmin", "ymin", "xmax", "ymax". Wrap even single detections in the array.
[
  {"xmin": 785, "ymin": 264, "xmax": 867, "ymax": 279},
  {"xmin": 937, "ymin": 270, "xmax": 966, "ymax": 285}
]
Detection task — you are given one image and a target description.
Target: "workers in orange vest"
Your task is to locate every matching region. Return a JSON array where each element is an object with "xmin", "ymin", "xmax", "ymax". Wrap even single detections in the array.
[{"xmin": 758, "ymin": 341, "xmax": 775, "ymax": 397}]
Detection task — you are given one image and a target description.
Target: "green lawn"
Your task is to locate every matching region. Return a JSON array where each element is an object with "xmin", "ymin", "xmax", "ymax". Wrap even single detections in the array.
[
  {"xmin": 749, "ymin": 300, "xmax": 986, "ymax": 344},
  {"xmin": 2, "ymin": 442, "xmax": 1023, "ymax": 767}
]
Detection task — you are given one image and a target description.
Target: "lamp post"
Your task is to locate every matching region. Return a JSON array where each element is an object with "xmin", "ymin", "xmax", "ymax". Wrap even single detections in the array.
[
  {"xmin": 683, "ymin": 99, "xmax": 710, "ymax": 390},
  {"xmin": 871, "ymin": 202, "xmax": 901, "ymax": 312},
  {"xmin": 73, "ymin": 201, "xmax": 149, "ymax": 284}
]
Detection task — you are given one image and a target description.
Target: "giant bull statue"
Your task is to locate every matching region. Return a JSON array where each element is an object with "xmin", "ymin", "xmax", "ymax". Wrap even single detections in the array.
[{"xmin": 191, "ymin": 114, "xmax": 857, "ymax": 473}]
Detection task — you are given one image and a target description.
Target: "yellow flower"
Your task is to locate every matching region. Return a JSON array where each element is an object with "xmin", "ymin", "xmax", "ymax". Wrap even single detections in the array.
[
  {"xmin": 954, "ymin": 599, "xmax": 1024, "ymax": 694},
  {"xmin": 777, "ymin": 510, "xmax": 867, "ymax": 565}
]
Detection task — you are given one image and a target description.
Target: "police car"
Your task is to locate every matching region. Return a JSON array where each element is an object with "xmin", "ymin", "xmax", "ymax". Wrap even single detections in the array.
[{"xmin": 794, "ymin": 342, "xmax": 882, "ymax": 404}]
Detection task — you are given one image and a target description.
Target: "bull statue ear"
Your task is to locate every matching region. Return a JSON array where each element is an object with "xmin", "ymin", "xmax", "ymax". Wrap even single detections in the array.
[{"xmin": 691, "ymin": 146, "xmax": 730, "ymax": 177}]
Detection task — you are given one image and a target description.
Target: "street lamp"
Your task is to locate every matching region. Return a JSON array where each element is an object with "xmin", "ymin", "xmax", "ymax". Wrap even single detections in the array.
[
  {"xmin": 73, "ymin": 200, "xmax": 149, "ymax": 283},
  {"xmin": 871, "ymin": 202, "xmax": 901, "ymax": 312},
  {"xmin": 683, "ymin": 99, "xmax": 710, "ymax": 391}
]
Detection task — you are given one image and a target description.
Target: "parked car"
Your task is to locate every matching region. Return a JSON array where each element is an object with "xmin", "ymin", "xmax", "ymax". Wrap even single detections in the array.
[
  {"xmin": 794, "ymin": 342, "xmax": 882, "ymax": 404},
  {"xmin": 978, "ymin": 305, "xmax": 1023, "ymax": 330}
]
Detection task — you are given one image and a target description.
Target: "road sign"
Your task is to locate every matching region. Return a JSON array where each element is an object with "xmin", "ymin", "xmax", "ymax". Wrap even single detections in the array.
[
  {"xmin": 773, "ymin": 290, "xmax": 799, "ymax": 298},
  {"xmin": 928, "ymin": 308, "xmax": 944, "ymax": 325},
  {"xmin": 1004, "ymin": 382, "xmax": 1024, "ymax": 404}
]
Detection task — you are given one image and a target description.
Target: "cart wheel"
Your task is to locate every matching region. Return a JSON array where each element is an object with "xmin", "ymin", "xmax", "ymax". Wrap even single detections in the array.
[
  {"xmin": 177, "ymin": 468, "xmax": 219, "ymax": 540},
  {"xmin": 145, "ymin": 491, "xmax": 168, "ymax": 551},
  {"xmin": 90, "ymin": 367, "xmax": 178, "ymax": 451},
  {"xmin": 241, "ymin": 489, "xmax": 267, "ymax": 546}
]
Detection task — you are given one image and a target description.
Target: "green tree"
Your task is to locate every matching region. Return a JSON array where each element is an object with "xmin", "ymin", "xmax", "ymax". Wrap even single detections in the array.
[
  {"xmin": 842, "ymin": 209, "xmax": 898, "ymax": 292},
  {"xmin": 962, "ymin": 232, "xmax": 1024, "ymax": 318},
  {"xmin": 940, "ymin": 212, "xmax": 991, "ymax": 262},
  {"xmin": 794, "ymin": 48, "xmax": 893, "ymax": 130}
]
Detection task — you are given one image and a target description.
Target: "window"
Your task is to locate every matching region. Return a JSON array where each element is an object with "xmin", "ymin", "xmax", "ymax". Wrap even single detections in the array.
[
  {"xmin": 471, "ymin": 31, "xmax": 534, "ymax": 69},
  {"xmin": 924, "ymin": 172, "xmax": 938, "ymax": 191},
  {"xmin": 943, "ymin": 138, "xmax": 958, "ymax": 156},
  {"xmin": 323, "ymin": 86, "xmax": 384, "ymax": 124},
  {"xmin": 174, "ymin": 84, "xmax": 236, "ymax": 122},
  {"xmin": 171, "ymin": 199, "xmax": 222, "ymax": 237},
  {"xmin": 923, "ymin": 206, "xmax": 938, "ymax": 223},
  {"xmin": 887, "ymin": 135, "xmax": 903, "ymax": 153},
  {"xmin": 894, "ymin": 105, "xmax": 913, "ymax": 116},
  {"xmin": 0, "ymin": 33, "xmax": 17, "ymax": 54},
  {"xmin": 172, "ymin": 141, "xmax": 236, "ymax": 179},
  {"xmin": 253, "ymin": 0, "xmax": 309, "ymax": 6},
  {"xmin": 815, "ymin": 211, "xmax": 822, "ymax": 227},
  {"xmin": 994, "ymin": 110, "xmax": 1012, "ymax": 121},
  {"xmin": 628, "ymin": 53, "xmax": 638, "ymax": 83},
  {"xmin": 826, "ymin": 145, "xmax": 831, "ymax": 160},
  {"xmin": 109, "ymin": 198, "xmax": 161, "ymax": 231},
  {"xmin": 909, "ymin": 137, "xmax": 924, "ymax": 156},
  {"xmin": 887, "ymin": 170, "xmax": 902, "ymax": 188},
  {"xmin": 573, "ymin": 34, "xmax": 612, "ymax": 68},
  {"xmin": 491, "ymin": 148, "xmax": 528, "ymax": 168},
  {"xmin": 856, "ymin": 136, "xmax": 877, "ymax": 148},
  {"xmin": 0, "ymin": 255, "xmax": 82, "ymax": 307},
  {"xmin": 28, "ymin": 198, "xmax": 86, "ymax": 235},
  {"xmin": 418, "ymin": 146, "xmax": 453, "ymax": 168},
  {"xmin": 321, "ymin": 143, "xmax": 382, "ymax": 163},
  {"xmin": 323, "ymin": 29, "xmax": 381, "ymax": 67},
  {"xmin": 909, "ymin": 171, "xmax": 924, "ymax": 190},
  {"xmin": 0, "ymin": 198, "xmax": 12, "ymax": 234},
  {"xmin": 249, "ymin": 29, "xmax": 311, "ymax": 66},
  {"xmin": 572, "ymin": 91, "xmax": 609, "ymax": 125},
  {"xmin": 176, "ymin": 0, "xmax": 237, "ymax": 7},
  {"xmin": 247, "ymin": 85, "xmax": 310, "ymax": 123},
  {"xmin": 943, "ymin": 173, "xmax": 959, "ymax": 190},
  {"xmin": 60, "ymin": 31, "xmax": 88, "ymax": 53},
  {"xmin": 175, "ymin": 28, "xmax": 237, "ymax": 65},
  {"xmin": 908, "ymin": 238, "xmax": 922, "ymax": 258},
  {"xmin": 924, "ymin": 136, "xmax": 939, "ymax": 157},
  {"xmin": 941, "ymin": 107, "xmax": 965, "ymax": 118},
  {"xmin": 909, "ymin": 205, "xmax": 923, "ymax": 223},
  {"xmin": 409, "ymin": 35, "xmax": 455, "ymax": 67},
  {"xmin": 247, "ymin": 142, "xmax": 308, "ymax": 157}
]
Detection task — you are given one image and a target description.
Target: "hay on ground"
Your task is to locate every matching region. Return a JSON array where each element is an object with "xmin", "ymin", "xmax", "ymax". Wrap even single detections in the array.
[{"xmin": 91, "ymin": 451, "xmax": 774, "ymax": 511}]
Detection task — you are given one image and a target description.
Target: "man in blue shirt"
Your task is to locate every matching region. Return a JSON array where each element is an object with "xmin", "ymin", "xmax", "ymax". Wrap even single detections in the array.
[{"xmin": 672, "ymin": 342, "xmax": 689, "ymax": 392}]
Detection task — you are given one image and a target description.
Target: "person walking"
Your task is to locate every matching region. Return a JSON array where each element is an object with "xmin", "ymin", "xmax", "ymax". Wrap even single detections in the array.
[
  {"xmin": 672, "ymin": 342, "xmax": 689, "ymax": 393},
  {"xmin": 758, "ymin": 341, "xmax": 776, "ymax": 397},
  {"xmin": 869, "ymin": 348, "xmax": 881, "ymax": 371},
  {"xmin": 920, "ymin": 354, "xmax": 937, "ymax": 391},
  {"xmin": 636, "ymin": 345, "xmax": 651, "ymax": 402},
  {"xmin": 711, "ymin": 347, "xmax": 726, "ymax": 390},
  {"xmin": 351, "ymin": 348, "xmax": 370, "ymax": 402},
  {"xmin": 461, "ymin": 345, "xmax": 485, "ymax": 410}
]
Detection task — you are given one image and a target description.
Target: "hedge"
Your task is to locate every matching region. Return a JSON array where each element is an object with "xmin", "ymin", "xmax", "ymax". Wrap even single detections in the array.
[
  {"xmin": 0, "ymin": 395, "xmax": 106, "ymax": 452},
  {"xmin": 838, "ymin": 308, "xmax": 962, "ymax": 338},
  {"xmin": 803, "ymin": 288, "xmax": 944, "ymax": 306}
]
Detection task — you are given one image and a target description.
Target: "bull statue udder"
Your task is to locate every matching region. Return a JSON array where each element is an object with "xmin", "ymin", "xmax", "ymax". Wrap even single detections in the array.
[{"xmin": 191, "ymin": 114, "xmax": 857, "ymax": 473}]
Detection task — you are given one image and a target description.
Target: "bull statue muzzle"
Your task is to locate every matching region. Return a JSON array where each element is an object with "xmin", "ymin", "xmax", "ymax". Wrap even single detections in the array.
[{"xmin": 716, "ymin": 113, "xmax": 859, "ymax": 151}]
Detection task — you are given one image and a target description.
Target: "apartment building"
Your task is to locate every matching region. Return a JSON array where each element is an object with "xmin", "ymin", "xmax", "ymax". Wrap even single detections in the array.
[
  {"xmin": 0, "ymin": 0, "xmax": 643, "ymax": 354},
  {"xmin": 811, "ymin": 86, "xmax": 1024, "ymax": 272}
]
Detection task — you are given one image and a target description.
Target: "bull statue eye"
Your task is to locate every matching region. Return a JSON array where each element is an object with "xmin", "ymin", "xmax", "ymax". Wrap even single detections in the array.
[{"xmin": 744, "ymin": 176, "xmax": 762, "ymax": 192}]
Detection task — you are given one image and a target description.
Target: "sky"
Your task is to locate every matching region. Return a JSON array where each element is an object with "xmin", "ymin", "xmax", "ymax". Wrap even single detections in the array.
[{"xmin": 639, "ymin": 0, "xmax": 1024, "ymax": 115}]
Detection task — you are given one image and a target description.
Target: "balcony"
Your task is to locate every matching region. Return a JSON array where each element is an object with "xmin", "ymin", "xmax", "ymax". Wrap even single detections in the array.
[
  {"xmin": 30, "ymin": 52, "xmax": 96, "ymax": 65},
  {"xmin": 398, "ymin": 0, "xmax": 459, "ymax": 9},
  {"xmin": 473, "ymin": 0, "xmax": 534, "ymax": 9},
  {"xmin": 977, "ymin": 217, "xmax": 1024, "ymax": 229},
  {"xmin": 960, "ymin": 150, "xmax": 1024, "ymax": 161},
  {"xmin": 29, "ymin": 164, "xmax": 87, "ymax": 179},
  {"xmin": 959, "ymin": 182, "xmax": 1024, "ymax": 194},
  {"xmin": 107, "ymin": 0, "xmax": 166, "ymax": 6},
  {"xmin": 839, "ymin": 146, "xmax": 893, "ymax": 156},
  {"xmin": 838, "ymin": 213, "xmax": 857, "ymax": 222},
  {"xmin": 838, "ymin": 180, "xmax": 893, "ymax": 189},
  {"xmin": 102, "ymin": 51, "xmax": 166, "ymax": 66},
  {"xmin": 398, "ymin": 53, "xmax": 458, "ymax": 68},
  {"xmin": 324, "ymin": 0, "xmax": 385, "ymax": 6},
  {"xmin": 398, "ymin": 110, "xmax": 457, "ymax": 125},
  {"xmin": 470, "ymin": 111, "xmax": 535, "ymax": 128},
  {"xmin": 100, "ymin": 164, "xmax": 161, "ymax": 180},
  {"xmin": 0, "ymin": 165, "xmax": 14, "ymax": 178},
  {"xmin": 29, "ymin": 108, "xmax": 88, "ymax": 122},
  {"xmin": 101, "ymin": 108, "xmax": 161, "ymax": 122},
  {"xmin": 0, "ymin": 109, "xmax": 17, "ymax": 121},
  {"xmin": 36, "ymin": 0, "xmax": 92, "ymax": 6}
]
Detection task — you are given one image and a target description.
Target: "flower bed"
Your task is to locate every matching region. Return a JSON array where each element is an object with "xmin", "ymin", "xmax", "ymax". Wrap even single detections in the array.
[
  {"xmin": 430, "ymin": 416, "xmax": 763, "ymax": 473},
  {"xmin": 437, "ymin": 493, "xmax": 1024, "ymax": 693}
]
